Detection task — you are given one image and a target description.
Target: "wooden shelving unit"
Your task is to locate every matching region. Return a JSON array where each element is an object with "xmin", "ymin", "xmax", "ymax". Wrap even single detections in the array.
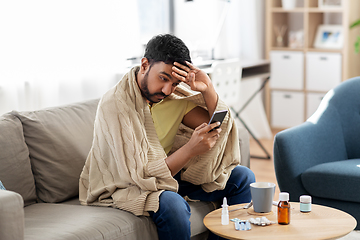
[{"xmin": 265, "ymin": 0, "xmax": 360, "ymax": 129}]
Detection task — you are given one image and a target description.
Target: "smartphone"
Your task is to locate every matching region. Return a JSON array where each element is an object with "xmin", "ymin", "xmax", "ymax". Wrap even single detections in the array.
[{"xmin": 208, "ymin": 109, "xmax": 228, "ymax": 132}]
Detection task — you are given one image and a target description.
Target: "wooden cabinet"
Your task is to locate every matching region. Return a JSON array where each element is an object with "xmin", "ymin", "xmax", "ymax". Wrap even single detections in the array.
[{"xmin": 265, "ymin": 0, "xmax": 360, "ymax": 129}]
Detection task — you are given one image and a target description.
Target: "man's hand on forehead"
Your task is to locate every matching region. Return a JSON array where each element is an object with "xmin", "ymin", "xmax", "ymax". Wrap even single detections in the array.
[
  {"xmin": 172, "ymin": 62, "xmax": 189, "ymax": 81},
  {"xmin": 172, "ymin": 61, "xmax": 199, "ymax": 84},
  {"xmin": 171, "ymin": 61, "xmax": 211, "ymax": 94}
]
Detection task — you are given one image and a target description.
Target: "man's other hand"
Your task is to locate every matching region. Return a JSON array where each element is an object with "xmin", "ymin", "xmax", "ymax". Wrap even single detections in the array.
[{"xmin": 185, "ymin": 122, "xmax": 222, "ymax": 158}]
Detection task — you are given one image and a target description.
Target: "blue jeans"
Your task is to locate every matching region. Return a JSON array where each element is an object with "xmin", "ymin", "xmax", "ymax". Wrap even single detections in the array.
[{"xmin": 149, "ymin": 165, "xmax": 255, "ymax": 240}]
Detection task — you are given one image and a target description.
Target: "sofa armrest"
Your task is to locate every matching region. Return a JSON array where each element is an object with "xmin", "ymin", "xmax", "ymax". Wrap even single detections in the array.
[
  {"xmin": 0, "ymin": 190, "xmax": 24, "ymax": 240},
  {"xmin": 238, "ymin": 126, "xmax": 250, "ymax": 168}
]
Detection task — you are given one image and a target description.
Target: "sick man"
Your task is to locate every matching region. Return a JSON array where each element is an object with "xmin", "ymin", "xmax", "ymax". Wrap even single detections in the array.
[{"xmin": 79, "ymin": 34, "xmax": 255, "ymax": 240}]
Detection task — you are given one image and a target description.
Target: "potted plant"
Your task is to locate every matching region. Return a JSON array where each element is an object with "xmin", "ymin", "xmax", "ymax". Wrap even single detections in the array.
[{"xmin": 350, "ymin": 19, "xmax": 360, "ymax": 53}]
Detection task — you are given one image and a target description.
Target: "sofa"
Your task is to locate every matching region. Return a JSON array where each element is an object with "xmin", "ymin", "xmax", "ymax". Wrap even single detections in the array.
[
  {"xmin": 0, "ymin": 98, "xmax": 250, "ymax": 240},
  {"xmin": 273, "ymin": 76, "xmax": 360, "ymax": 230}
]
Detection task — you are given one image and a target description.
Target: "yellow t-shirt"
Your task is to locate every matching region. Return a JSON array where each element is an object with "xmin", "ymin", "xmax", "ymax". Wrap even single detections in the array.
[{"xmin": 149, "ymin": 98, "xmax": 197, "ymax": 154}]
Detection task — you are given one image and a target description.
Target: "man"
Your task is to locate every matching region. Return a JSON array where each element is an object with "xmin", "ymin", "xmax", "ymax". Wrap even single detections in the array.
[{"xmin": 79, "ymin": 34, "xmax": 255, "ymax": 240}]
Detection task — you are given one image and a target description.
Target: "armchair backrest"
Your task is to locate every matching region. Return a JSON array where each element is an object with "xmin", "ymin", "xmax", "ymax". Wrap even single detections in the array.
[{"xmin": 308, "ymin": 76, "xmax": 360, "ymax": 159}]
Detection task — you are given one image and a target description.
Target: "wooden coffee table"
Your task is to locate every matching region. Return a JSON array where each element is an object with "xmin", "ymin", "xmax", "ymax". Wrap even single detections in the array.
[{"xmin": 203, "ymin": 202, "xmax": 357, "ymax": 240}]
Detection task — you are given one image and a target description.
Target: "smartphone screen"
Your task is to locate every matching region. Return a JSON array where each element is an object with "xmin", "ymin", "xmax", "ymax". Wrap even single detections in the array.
[{"xmin": 208, "ymin": 109, "xmax": 228, "ymax": 132}]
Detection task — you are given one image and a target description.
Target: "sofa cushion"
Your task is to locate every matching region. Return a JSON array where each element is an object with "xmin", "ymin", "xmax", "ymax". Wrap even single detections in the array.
[
  {"xmin": 24, "ymin": 203, "xmax": 158, "ymax": 240},
  {"xmin": 301, "ymin": 159, "xmax": 360, "ymax": 203},
  {"xmin": 61, "ymin": 198, "xmax": 215, "ymax": 238},
  {"xmin": 62, "ymin": 198, "xmax": 216, "ymax": 236},
  {"xmin": 24, "ymin": 200, "xmax": 215, "ymax": 240},
  {"xmin": 0, "ymin": 114, "xmax": 37, "ymax": 206},
  {"xmin": 62, "ymin": 198, "xmax": 215, "ymax": 239},
  {"xmin": 13, "ymin": 99, "xmax": 99, "ymax": 203}
]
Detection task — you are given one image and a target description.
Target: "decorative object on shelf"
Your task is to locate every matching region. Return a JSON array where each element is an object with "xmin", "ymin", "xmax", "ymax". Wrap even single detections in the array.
[
  {"xmin": 350, "ymin": 18, "xmax": 360, "ymax": 54},
  {"xmin": 289, "ymin": 30, "xmax": 304, "ymax": 48},
  {"xmin": 314, "ymin": 24, "xmax": 343, "ymax": 49},
  {"xmin": 274, "ymin": 25, "xmax": 287, "ymax": 47},
  {"xmin": 318, "ymin": 0, "xmax": 342, "ymax": 9},
  {"xmin": 281, "ymin": 0, "xmax": 297, "ymax": 10}
]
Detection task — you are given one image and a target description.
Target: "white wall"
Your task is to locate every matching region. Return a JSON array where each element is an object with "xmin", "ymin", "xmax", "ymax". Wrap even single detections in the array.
[
  {"xmin": 239, "ymin": 0, "xmax": 265, "ymax": 60},
  {"xmin": 0, "ymin": 0, "xmax": 266, "ymax": 115},
  {"xmin": 0, "ymin": 0, "xmax": 141, "ymax": 114}
]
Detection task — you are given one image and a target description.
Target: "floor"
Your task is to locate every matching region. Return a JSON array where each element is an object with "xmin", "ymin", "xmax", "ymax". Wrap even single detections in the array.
[
  {"xmin": 249, "ymin": 129, "xmax": 281, "ymax": 200},
  {"xmin": 249, "ymin": 130, "xmax": 360, "ymax": 239}
]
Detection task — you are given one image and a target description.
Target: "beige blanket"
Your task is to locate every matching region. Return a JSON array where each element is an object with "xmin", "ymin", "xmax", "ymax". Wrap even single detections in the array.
[{"xmin": 79, "ymin": 66, "xmax": 240, "ymax": 216}]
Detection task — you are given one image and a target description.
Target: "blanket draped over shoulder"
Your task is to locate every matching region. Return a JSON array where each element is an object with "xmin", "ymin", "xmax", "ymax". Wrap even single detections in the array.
[{"xmin": 79, "ymin": 66, "xmax": 240, "ymax": 216}]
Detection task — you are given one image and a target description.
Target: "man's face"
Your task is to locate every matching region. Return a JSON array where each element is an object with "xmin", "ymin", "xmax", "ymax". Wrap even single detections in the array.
[{"xmin": 139, "ymin": 61, "xmax": 181, "ymax": 104}]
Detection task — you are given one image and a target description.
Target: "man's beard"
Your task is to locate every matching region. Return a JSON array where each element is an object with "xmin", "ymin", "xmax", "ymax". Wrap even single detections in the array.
[{"xmin": 141, "ymin": 70, "xmax": 168, "ymax": 104}]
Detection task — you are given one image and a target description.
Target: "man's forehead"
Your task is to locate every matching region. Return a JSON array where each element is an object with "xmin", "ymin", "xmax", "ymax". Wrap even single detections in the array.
[
  {"xmin": 151, "ymin": 61, "xmax": 174, "ymax": 69},
  {"xmin": 151, "ymin": 62, "xmax": 180, "ymax": 83}
]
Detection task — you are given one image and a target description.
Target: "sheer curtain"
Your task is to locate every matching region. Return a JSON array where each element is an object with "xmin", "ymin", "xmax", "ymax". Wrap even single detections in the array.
[
  {"xmin": 174, "ymin": 0, "xmax": 265, "ymax": 60},
  {"xmin": 174, "ymin": 0, "xmax": 271, "ymax": 139},
  {"xmin": 0, "ymin": 0, "xmax": 269, "ymax": 140},
  {"xmin": 0, "ymin": 0, "xmax": 142, "ymax": 115},
  {"xmin": 238, "ymin": 0, "xmax": 272, "ymax": 139}
]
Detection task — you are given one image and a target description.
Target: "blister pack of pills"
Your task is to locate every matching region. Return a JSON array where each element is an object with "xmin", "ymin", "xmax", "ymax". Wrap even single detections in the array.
[
  {"xmin": 231, "ymin": 219, "xmax": 251, "ymax": 231},
  {"xmin": 231, "ymin": 216, "xmax": 275, "ymax": 229},
  {"xmin": 249, "ymin": 217, "xmax": 276, "ymax": 226}
]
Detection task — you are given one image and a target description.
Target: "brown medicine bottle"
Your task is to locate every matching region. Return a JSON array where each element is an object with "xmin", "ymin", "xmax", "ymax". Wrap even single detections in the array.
[{"xmin": 278, "ymin": 192, "xmax": 290, "ymax": 225}]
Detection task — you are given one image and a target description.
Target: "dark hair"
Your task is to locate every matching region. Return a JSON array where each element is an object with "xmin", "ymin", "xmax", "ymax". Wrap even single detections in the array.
[{"xmin": 144, "ymin": 34, "xmax": 192, "ymax": 66}]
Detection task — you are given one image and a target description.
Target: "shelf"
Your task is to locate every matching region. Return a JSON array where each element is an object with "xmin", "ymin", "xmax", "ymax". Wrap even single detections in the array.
[
  {"xmin": 271, "ymin": 7, "xmax": 305, "ymax": 13},
  {"xmin": 270, "ymin": 88, "xmax": 304, "ymax": 92},
  {"xmin": 305, "ymin": 89, "xmax": 329, "ymax": 94},
  {"xmin": 306, "ymin": 48, "xmax": 343, "ymax": 53},
  {"xmin": 271, "ymin": 8, "xmax": 344, "ymax": 13},
  {"xmin": 269, "ymin": 47, "xmax": 343, "ymax": 53},
  {"xmin": 271, "ymin": 8, "xmax": 343, "ymax": 13},
  {"xmin": 270, "ymin": 47, "xmax": 304, "ymax": 51},
  {"xmin": 266, "ymin": 0, "xmax": 360, "ymax": 129},
  {"xmin": 308, "ymin": 8, "xmax": 344, "ymax": 13}
]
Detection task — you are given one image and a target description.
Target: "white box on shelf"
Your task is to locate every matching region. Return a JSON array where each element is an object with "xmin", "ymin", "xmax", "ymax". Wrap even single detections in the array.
[
  {"xmin": 306, "ymin": 52, "xmax": 342, "ymax": 92},
  {"xmin": 281, "ymin": 0, "xmax": 297, "ymax": 9},
  {"xmin": 318, "ymin": 0, "xmax": 343, "ymax": 9},
  {"xmin": 271, "ymin": 90, "xmax": 304, "ymax": 128},
  {"xmin": 306, "ymin": 92, "xmax": 326, "ymax": 119},
  {"xmin": 270, "ymin": 51, "xmax": 304, "ymax": 90}
]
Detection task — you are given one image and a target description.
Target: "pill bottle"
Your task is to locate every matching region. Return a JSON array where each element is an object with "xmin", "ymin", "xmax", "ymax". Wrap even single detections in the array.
[
  {"xmin": 278, "ymin": 192, "xmax": 290, "ymax": 225},
  {"xmin": 300, "ymin": 195, "xmax": 312, "ymax": 213}
]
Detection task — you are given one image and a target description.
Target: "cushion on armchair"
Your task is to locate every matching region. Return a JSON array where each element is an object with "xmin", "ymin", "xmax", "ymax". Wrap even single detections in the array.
[
  {"xmin": 301, "ymin": 159, "xmax": 360, "ymax": 203},
  {"xmin": 13, "ymin": 99, "xmax": 99, "ymax": 203}
]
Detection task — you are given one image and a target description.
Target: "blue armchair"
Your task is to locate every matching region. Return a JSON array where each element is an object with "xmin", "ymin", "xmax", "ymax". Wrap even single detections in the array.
[{"xmin": 274, "ymin": 77, "xmax": 360, "ymax": 229}]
